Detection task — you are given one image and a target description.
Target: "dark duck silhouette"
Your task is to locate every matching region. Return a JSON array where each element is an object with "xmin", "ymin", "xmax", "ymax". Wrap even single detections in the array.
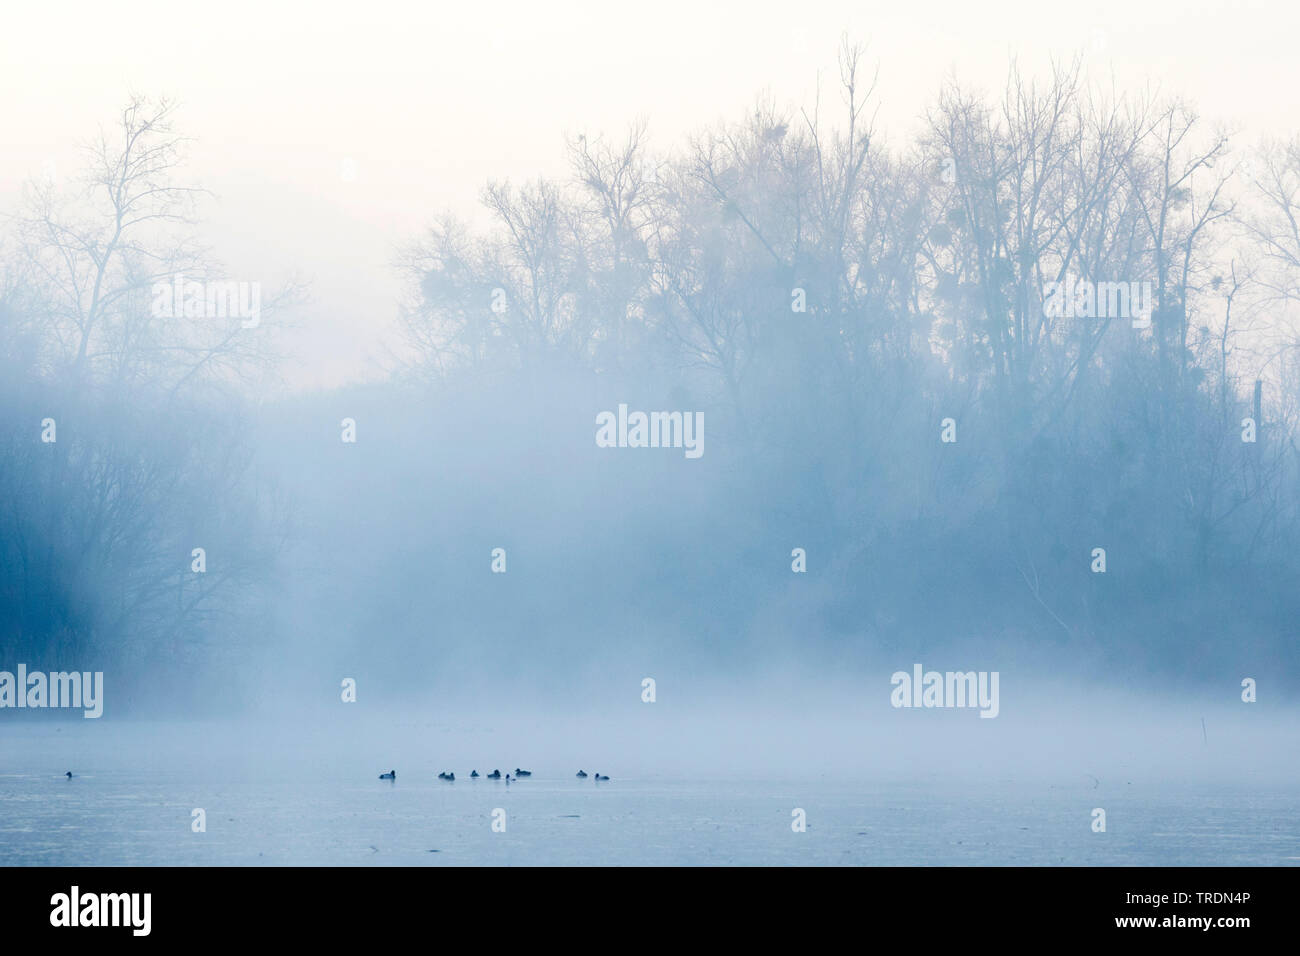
[
  {"xmin": 594, "ymin": 773, "xmax": 609, "ymax": 781},
  {"xmin": 487, "ymin": 769, "xmax": 501, "ymax": 779},
  {"xmin": 514, "ymin": 768, "xmax": 532, "ymax": 777},
  {"xmin": 470, "ymin": 770, "xmax": 480, "ymax": 778},
  {"xmin": 575, "ymin": 770, "xmax": 588, "ymax": 778},
  {"xmin": 65, "ymin": 771, "xmax": 73, "ymax": 779},
  {"xmin": 437, "ymin": 772, "xmax": 455, "ymax": 781},
  {"xmin": 379, "ymin": 770, "xmax": 396, "ymax": 780}
]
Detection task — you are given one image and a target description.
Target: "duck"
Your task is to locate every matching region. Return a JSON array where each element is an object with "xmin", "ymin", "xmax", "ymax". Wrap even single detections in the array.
[
  {"xmin": 437, "ymin": 772, "xmax": 455, "ymax": 781},
  {"xmin": 594, "ymin": 773, "xmax": 609, "ymax": 781},
  {"xmin": 65, "ymin": 771, "xmax": 73, "ymax": 779},
  {"xmin": 470, "ymin": 770, "xmax": 480, "ymax": 778},
  {"xmin": 514, "ymin": 768, "xmax": 532, "ymax": 777},
  {"xmin": 505, "ymin": 774, "xmax": 512, "ymax": 784},
  {"xmin": 487, "ymin": 769, "xmax": 501, "ymax": 779},
  {"xmin": 575, "ymin": 770, "xmax": 588, "ymax": 778},
  {"xmin": 379, "ymin": 770, "xmax": 396, "ymax": 780}
]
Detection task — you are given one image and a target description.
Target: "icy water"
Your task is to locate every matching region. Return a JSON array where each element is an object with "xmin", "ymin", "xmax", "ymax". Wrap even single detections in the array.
[{"xmin": 2, "ymin": 720, "xmax": 1297, "ymax": 866}]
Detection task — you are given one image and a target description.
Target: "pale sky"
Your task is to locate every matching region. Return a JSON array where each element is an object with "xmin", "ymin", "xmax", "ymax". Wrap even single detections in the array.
[{"xmin": 3, "ymin": 0, "xmax": 1297, "ymax": 389}]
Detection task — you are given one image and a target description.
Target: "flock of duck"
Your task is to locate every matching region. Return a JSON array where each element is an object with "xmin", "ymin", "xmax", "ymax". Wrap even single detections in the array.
[{"xmin": 378, "ymin": 768, "xmax": 609, "ymax": 782}]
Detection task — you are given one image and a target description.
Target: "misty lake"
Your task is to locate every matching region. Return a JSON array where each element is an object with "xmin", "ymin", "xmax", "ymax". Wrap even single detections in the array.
[{"xmin": 2, "ymin": 719, "xmax": 1297, "ymax": 866}]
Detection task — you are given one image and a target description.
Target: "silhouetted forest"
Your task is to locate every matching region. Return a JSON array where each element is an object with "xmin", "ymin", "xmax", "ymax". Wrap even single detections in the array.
[{"xmin": 4, "ymin": 51, "xmax": 1300, "ymax": 708}]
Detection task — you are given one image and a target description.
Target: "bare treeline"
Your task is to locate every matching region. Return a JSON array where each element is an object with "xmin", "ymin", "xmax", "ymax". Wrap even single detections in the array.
[
  {"xmin": 5, "ymin": 50, "xmax": 1300, "ymax": 698},
  {"xmin": 395, "ymin": 47, "xmax": 1300, "ymax": 672},
  {"xmin": 0, "ymin": 98, "xmax": 290, "ymax": 695}
]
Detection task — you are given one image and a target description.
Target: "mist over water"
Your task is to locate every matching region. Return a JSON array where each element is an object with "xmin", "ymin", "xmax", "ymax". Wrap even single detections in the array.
[
  {"xmin": 2, "ymin": 19, "xmax": 1299, "ymax": 866},
  {"xmin": 4, "ymin": 687, "xmax": 1296, "ymax": 865}
]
